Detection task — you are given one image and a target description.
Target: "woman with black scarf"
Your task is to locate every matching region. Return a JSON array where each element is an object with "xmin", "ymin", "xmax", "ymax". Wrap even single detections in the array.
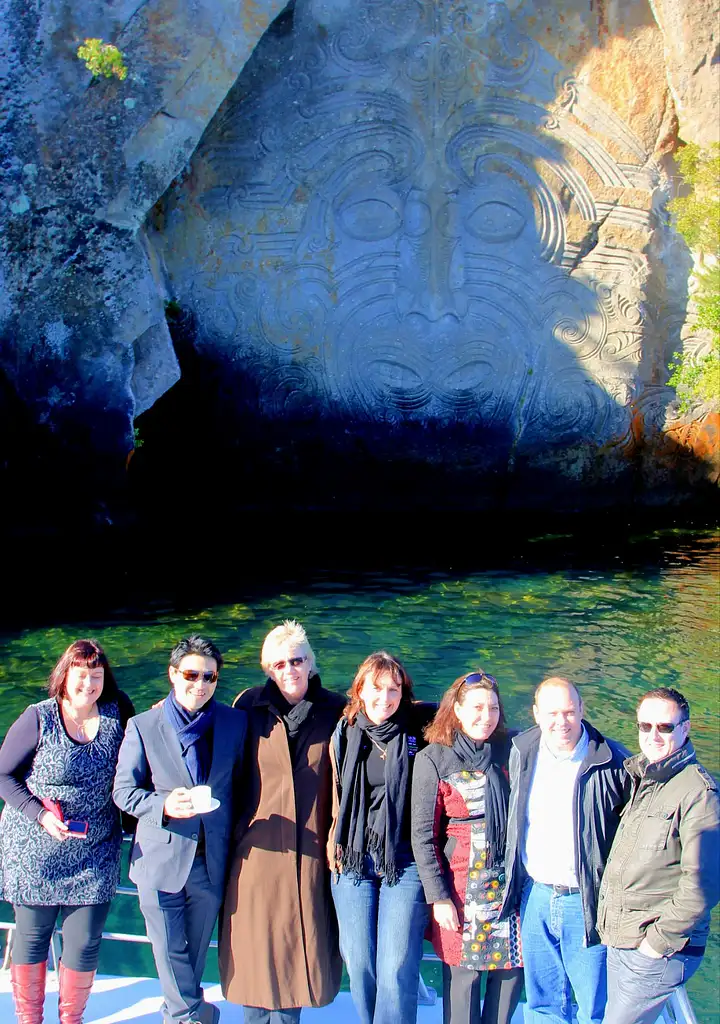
[
  {"xmin": 411, "ymin": 671, "xmax": 524, "ymax": 1024},
  {"xmin": 328, "ymin": 651, "xmax": 434, "ymax": 1024}
]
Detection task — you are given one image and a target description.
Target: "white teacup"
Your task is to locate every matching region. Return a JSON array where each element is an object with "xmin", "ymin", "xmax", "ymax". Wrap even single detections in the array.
[{"xmin": 190, "ymin": 785, "xmax": 212, "ymax": 813}]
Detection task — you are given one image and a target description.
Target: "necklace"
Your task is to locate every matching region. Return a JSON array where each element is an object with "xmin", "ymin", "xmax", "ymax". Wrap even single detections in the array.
[
  {"xmin": 62, "ymin": 705, "xmax": 98, "ymax": 740},
  {"xmin": 367, "ymin": 734, "xmax": 387, "ymax": 760}
]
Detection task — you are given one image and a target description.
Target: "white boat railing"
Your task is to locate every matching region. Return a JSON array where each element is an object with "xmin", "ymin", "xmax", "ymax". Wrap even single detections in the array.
[
  {"xmin": 0, "ymin": 914, "xmax": 700, "ymax": 1023},
  {"xmin": 0, "ymin": 884, "xmax": 700, "ymax": 1024}
]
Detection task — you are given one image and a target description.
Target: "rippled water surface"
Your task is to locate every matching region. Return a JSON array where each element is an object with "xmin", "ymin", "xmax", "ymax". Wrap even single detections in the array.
[{"xmin": 1, "ymin": 529, "xmax": 718, "ymax": 1015}]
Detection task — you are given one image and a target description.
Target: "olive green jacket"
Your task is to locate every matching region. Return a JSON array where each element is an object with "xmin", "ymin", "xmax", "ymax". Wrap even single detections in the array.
[{"xmin": 596, "ymin": 741, "xmax": 720, "ymax": 956}]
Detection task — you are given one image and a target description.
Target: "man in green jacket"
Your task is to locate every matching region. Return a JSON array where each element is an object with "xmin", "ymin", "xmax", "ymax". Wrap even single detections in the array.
[{"xmin": 597, "ymin": 687, "xmax": 720, "ymax": 1024}]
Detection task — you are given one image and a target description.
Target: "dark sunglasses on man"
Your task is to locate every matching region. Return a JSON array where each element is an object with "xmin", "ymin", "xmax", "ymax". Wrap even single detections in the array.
[
  {"xmin": 176, "ymin": 669, "xmax": 219, "ymax": 684},
  {"xmin": 637, "ymin": 719, "xmax": 686, "ymax": 734}
]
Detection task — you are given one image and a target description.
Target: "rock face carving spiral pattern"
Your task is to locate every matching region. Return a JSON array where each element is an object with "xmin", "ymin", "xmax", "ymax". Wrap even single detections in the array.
[{"xmin": 155, "ymin": 0, "xmax": 661, "ymax": 452}]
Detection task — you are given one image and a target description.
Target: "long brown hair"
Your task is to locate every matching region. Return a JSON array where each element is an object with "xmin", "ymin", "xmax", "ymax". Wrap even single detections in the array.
[
  {"xmin": 343, "ymin": 651, "xmax": 414, "ymax": 725},
  {"xmin": 425, "ymin": 669, "xmax": 507, "ymax": 746},
  {"xmin": 47, "ymin": 639, "xmax": 119, "ymax": 705}
]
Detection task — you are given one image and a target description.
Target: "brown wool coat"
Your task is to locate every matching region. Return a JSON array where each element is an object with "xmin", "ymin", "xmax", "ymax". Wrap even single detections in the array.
[{"xmin": 219, "ymin": 679, "xmax": 345, "ymax": 1009}]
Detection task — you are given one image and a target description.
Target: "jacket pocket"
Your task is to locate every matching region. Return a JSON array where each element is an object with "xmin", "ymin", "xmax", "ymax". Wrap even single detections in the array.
[
  {"xmin": 639, "ymin": 811, "xmax": 672, "ymax": 851},
  {"xmin": 137, "ymin": 823, "xmax": 171, "ymax": 844},
  {"xmin": 444, "ymin": 835, "xmax": 457, "ymax": 862}
]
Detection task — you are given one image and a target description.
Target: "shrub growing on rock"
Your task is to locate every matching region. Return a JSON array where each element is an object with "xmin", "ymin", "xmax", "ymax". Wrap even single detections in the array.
[
  {"xmin": 667, "ymin": 143, "xmax": 720, "ymax": 412},
  {"xmin": 77, "ymin": 38, "xmax": 127, "ymax": 80}
]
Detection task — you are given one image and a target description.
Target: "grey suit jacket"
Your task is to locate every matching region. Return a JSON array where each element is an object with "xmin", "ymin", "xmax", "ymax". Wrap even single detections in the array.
[{"xmin": 113, "ymin": 701, "xmax": 247, "ymax": 893}]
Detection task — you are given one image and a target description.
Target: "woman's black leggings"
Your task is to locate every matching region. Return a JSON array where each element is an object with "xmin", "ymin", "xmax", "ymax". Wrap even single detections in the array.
[
  {"xmin": 442, "ymin": 962, "xmax": 524, "ymax": 1024},
  {"xmin": 12, "ymin": 902, "xmax": 112, "ymax": 972}
]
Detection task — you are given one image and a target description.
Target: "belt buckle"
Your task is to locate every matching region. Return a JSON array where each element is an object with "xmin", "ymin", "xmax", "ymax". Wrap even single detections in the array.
[{"xmin": 552, "ymin": 884, "xmax": 571, "ymax": 896}]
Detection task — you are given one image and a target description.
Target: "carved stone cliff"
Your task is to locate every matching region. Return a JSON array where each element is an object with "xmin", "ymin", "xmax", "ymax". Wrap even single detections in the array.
[
  {"xmin": 1, "ymin": 0, "xmax": 718, "ymax": 520},
  {"xmin": 0, "ymin": 0, "xmax": 286, "ymax": 508}
]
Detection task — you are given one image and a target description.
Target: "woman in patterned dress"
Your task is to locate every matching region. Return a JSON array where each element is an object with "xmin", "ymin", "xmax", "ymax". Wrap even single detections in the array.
[
  {"xmin": 0, "ymin": 639, "xmax": 134, "ymax": 1024},
  {"xmin": 411, "ymin": 670, "xmax": 523, "ymax": 1024}
]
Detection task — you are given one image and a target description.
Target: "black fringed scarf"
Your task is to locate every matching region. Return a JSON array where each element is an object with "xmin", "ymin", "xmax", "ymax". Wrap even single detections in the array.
[
  {"xmin": 452, "ymin": 731, "xmax": 509, "ymax": 869},
  {"xmin": 265, "ymin": 674, "xmax": 321, "ymax": 742},
  {"xmin": 335, "ymin": 708, "xmax": 411, "ymax": 886}
]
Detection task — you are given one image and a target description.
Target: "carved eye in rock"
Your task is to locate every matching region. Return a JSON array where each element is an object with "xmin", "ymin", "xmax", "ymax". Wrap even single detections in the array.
[
  {"xmin": 336, "ymin": 191, "xmax": 403, "ymax": 241},
  {"xmin": 466, "ymin": 201, "xmax": 526, "ymax": 243},
  {"xmin": 368, "ymin": 357, "xmax": 424, "ymax": 390}
]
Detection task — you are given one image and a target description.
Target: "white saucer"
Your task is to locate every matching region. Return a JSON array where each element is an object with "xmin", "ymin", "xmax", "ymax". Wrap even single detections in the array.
[{"xmin": 193, "ymin": 798, "xmax": 220, "ymax": 814}]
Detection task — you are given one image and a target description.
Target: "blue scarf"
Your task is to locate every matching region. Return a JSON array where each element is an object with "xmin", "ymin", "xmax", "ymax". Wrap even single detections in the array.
[{"xmin": 163, "ymin": 692, "xmax": 216, "ymax": 786}]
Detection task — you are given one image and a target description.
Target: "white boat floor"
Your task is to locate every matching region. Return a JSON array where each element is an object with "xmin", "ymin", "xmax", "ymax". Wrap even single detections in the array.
[{"xmin": 0, "ymin": 972, "xmax": 526, "ymax": 1022}]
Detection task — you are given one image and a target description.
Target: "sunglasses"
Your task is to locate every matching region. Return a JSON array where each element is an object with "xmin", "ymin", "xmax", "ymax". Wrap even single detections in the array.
[
  {"xmin": 638, "ymin": 720, "xmax": 686, "ymax": 734},
  {"xmin": 272, "ymin": 656, "xmax": 307, "ymax": 672},
  {"xmin": 176, "ymin": 669, "xmax": 218, "ymax": 684},
  {"xmin": 462, "ymin": 671, "xmax": 498, "ymax": 687}
]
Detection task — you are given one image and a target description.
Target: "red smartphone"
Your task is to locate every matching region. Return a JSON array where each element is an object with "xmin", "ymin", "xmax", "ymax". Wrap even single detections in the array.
[{"xmin": 66, "ymin": 820, "xmax": 89, "ymax": 838}]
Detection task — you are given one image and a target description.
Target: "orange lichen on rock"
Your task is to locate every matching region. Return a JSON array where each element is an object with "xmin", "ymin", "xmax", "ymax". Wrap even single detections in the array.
[
  {"xmin": 603, "ymin": 401, "xmax": 646, "ymax": 459},
  {"xmin": 606, "ymin": 407, "xmax": 720, "ymax": 485},
  {"xmin": 663, "ymin": 413, "xmax": 720, "ymax": 471}
]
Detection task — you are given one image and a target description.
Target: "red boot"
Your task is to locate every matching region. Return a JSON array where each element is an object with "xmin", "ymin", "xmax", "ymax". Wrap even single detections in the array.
[
  {"xmin": 10, "ymin": 960, "xmax": 47, "ymax": 1024},
  {"xmin": 57, "ymin": 962, "xmax": 96, "ymax": 1024}
]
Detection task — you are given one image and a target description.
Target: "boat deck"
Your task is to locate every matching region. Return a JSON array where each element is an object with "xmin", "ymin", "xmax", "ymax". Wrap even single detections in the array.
[{"xmin": 0, "ymin": 973, "xmax": 463, "ymax": 1022}]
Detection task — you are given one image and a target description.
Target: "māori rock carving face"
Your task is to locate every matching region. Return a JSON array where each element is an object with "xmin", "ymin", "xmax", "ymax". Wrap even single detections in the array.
[{"xmin": 155, "ymin": 0, "xmax": 661, "ymax": 453}]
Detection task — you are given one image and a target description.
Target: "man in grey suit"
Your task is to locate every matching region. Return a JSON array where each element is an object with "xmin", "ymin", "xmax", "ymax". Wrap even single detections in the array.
[{"xmin": 114, "ymin": 635, "xmax": 247, "ymax": 1024}]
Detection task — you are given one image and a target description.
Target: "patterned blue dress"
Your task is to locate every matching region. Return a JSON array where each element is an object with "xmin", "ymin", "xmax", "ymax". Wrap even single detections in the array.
[{"xmin": 0, "ymin": 698, "xmax": 125, "ymax": 905}]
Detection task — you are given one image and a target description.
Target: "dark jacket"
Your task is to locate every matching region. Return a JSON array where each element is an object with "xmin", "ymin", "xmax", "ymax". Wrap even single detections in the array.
[
  {"xmin": 113, "ymin": 701, "xmax": 247, "ymax": 892},
  {"xmin": 411, "ymin": 734, "xmax": 513, "ymax": 903},
  {"xmin": 411, "ymin": 734, "xmax": 517, "ymax": 968},
  {"xmin": 597, "ymin": 741, "xmax": 720, "ymax": 955},
  {"xmin": 500, "ymin": 720, "xmax": 630, "ymax": 945}
]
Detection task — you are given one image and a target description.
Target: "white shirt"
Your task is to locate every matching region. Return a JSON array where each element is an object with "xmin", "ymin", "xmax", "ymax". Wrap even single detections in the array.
[{"xmin": 522, "ymin": 726, "xmax": 589, "ymax": 887}]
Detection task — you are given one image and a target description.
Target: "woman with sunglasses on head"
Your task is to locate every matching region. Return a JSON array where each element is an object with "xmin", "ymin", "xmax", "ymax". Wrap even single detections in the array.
[
  {"xmin": 327, "ymin": 651, "xmax": 435, "ymax": 1024},
  {"xmin": 411, "ymin": 671, "xmax": 523, "ymax": 1024},
  {"xmin": 0, "ymin": 639, "xmax": 134, "ymax": 1024},
  {"xmin": 219, "ymin": 621, "xmax": 345, "ymax": 1023}
]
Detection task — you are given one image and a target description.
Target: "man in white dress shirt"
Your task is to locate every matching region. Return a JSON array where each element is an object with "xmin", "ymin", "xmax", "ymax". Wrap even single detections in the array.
[{"xmin": 500, "ymin": 677, "xmax": 629, "ymax": 1024}]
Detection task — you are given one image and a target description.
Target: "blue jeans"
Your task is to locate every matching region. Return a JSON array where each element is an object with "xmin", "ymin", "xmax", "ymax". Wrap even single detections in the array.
[
  {"xmin": 604, "ymin": 945, "xmax": 703, "ymax": 1024},
  {"xmin": 520, "ymin": 880, "xmax": 606, "ymax": 1024},
  {"xmin": 332, "ymin": 861, "xmax": 429, "ymax": 1024}
]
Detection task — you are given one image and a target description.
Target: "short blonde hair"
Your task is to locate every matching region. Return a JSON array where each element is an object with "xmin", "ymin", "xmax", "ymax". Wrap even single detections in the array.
[{"xmin": 260, "ymin": 620, "xmax": 317, "ymax": 677}]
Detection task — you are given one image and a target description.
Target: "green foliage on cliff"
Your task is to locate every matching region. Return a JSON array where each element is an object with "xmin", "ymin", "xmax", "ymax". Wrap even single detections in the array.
[
  {"xmin": 77, "ymin": 39, "xmax": 128, "ymax": 80},
  {"xmin": 667, "ymin": 143, "xmax": 720, "ymax": 413}
]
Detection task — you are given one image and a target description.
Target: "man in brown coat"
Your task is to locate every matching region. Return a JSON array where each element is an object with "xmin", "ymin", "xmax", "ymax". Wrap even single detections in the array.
[{"xmin": 219, "ymin": 621, "xmax": 345, "ymax": 1024}]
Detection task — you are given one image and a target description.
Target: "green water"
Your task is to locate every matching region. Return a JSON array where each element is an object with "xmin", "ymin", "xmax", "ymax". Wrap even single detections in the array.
[{"xmin": 1, "ymin": 529, "xmax": 718, "ymax": 1016}]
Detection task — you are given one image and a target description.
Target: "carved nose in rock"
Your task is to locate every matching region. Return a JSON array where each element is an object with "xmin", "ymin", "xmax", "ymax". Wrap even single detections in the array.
[{"xmin": 396, "ymin": 284, "xmax": 468, "ymax": 322}]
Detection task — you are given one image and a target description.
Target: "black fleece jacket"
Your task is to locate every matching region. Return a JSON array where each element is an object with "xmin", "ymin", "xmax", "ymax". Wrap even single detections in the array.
[{"xmin": 499, "ymin": 720, "xmax": 630, "ymax": 945}]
